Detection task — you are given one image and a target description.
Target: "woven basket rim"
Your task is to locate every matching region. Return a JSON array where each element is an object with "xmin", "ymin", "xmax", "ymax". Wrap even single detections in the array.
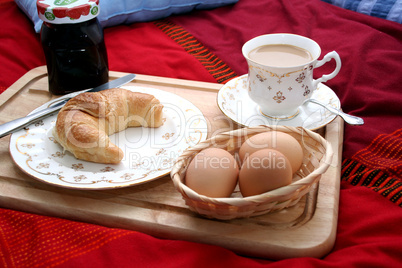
[{"xmin": 170, "ymin": 125, "xmax": 333, "ymax": 207}]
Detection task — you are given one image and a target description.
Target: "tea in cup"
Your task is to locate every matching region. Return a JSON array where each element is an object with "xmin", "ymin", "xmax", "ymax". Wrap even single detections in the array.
[{"xmin": 242, "ymin": 34, "xmax": 341, "ymax": 119}]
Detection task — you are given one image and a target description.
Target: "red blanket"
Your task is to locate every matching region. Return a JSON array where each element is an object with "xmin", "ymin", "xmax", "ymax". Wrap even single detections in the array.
[{"xmin": 1, "ymin": 0, "xmax": 402, "ymax": 267}]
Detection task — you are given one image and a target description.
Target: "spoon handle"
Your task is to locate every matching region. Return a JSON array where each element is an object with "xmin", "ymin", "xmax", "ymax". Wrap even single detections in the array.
[{"xmin": 307, "ymin": 99, "xmax": 364, "ymax": 125}]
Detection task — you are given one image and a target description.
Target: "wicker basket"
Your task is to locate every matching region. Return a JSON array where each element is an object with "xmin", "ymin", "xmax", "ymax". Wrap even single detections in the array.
[{"xmin": 170, "ymin": 125, "xmax": 333, "ymax": 220}]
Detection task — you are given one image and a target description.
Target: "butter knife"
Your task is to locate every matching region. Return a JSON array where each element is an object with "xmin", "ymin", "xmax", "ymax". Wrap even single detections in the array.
[{"xmin": 0, "ymin": 74, "xmax": 136, "ymax": 138}]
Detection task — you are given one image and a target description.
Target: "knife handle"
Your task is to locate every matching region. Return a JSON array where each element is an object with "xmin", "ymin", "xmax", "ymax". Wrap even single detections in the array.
[
  {"xmin": 0, "ymin": 74, "xmax": 136, "ymax": 139},
  {"xmin": 0, "ymin": 102, "xmax": 64, "ymax": 139}
]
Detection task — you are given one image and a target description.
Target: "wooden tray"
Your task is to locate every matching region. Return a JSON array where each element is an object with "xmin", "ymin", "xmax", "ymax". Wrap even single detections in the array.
[{"xmin": 0, "ymin": 66, "xmax": 343, "ymax": 260}]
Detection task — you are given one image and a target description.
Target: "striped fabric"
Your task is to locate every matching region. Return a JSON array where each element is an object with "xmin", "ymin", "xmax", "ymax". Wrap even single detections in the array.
[
  {"xmin": 342, "ymin": 128, "xmax": 402, "ymax": 206},
  {"xmin": 0, "ymin": 208, "xmax": 131, "ymax": 267},
  {"xmin": 352, "ymin": 128, "xmax": 402, "ymax": 177},
  {"xmin": 322, "ymin": 0, "xmax": 402, "ymax": 23},
  {"xmin": 154, "ymin": 19, "xmax": 238, "ymax": 84},
  {"xmin": 342, "ymin": 159, "xmax": 402, "ymax": 206}
]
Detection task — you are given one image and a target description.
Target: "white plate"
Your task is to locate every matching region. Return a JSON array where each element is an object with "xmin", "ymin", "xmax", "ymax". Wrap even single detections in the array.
[
  {"xmin": 217, "ymin": 74, "xmax": 340, "ymax": 130},
  {"xmin": 9, "ymin": 86, "xmax": 208, "ymax": 190}
]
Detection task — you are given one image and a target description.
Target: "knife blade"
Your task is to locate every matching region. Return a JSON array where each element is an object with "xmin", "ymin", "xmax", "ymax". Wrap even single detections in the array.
[{"xmin": 0, "ymin": 74, "xmax": 136, "ymax": 139}]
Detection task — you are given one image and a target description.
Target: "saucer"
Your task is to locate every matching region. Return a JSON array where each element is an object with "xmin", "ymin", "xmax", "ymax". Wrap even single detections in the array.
[{"xmin": 217, "ymin": 74, "xmax": 340, "ymax": 130}]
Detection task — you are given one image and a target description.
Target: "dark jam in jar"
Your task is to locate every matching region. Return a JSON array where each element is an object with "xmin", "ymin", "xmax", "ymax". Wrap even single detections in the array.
[
  {"xmin": 41, "ymin": 19, "xmax": 109, "ymax": 95},
  {"xmin": 37, "ymin": 0, "xmax": 108, "ymax": 95}
]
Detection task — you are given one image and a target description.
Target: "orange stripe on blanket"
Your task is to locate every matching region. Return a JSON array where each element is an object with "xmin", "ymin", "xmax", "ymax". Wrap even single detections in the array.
[
  {"xmin": 341, "ymin": 127, "xmax": 402, "ymax": 207},
  {"xmin": 0, "ymin": 209, "xmax": 131, "ymax": 268},
  {"xmin": 154, "ymin": 19, "xmax": 238, "ymax": 84},
  {"xmin": 342, "ymin": 159, "xmax": 402, "ymax": 206},
  {"xmin": 351, "ymin": 128, "xmax": 402, "ymax": 177}
]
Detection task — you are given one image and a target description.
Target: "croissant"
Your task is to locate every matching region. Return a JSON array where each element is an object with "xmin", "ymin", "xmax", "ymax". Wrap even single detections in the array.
[{"xmin": 53, "ymin": 88, "xmax": 164, "ymax": 164}]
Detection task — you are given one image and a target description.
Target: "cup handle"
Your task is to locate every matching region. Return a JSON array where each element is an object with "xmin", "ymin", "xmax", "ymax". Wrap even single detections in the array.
[{"xmin": 312, "ymin": 51, "xmax": 342, "ymax": 89}]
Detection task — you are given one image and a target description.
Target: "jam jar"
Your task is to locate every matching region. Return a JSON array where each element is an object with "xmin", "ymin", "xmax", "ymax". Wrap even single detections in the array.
[{"xmin": 37, "ymin": 0, "xmax": 109, "ymax": 95}]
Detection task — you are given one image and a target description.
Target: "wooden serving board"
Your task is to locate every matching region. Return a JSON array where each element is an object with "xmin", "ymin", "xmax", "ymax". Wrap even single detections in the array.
[{"xmin": 0, "ymin": 66, "xmax": 343, "ymax": 260}]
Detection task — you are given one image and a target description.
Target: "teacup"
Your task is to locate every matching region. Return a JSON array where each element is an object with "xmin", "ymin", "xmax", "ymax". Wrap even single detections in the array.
[{"xmin": 242, "ymin": 33, "xmax": 341, "ymax": 119}]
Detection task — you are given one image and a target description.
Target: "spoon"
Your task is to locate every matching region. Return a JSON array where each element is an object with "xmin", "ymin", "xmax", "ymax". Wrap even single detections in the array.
[{"xmin": 304, "ymin": 99, "xmax": 364, "ymax": 125}]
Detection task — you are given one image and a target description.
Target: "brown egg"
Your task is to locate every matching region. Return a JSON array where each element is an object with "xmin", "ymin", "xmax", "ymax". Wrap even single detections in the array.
[
  {"xmin": 185, "ymin": 148, "xmax": 239, "ymax": 198},
  {"xmin": 239, "ymin": 131, "xmax": 303, "ymax": 174},
  {"xmin": 239, "ymin": 149, "xmax": 293, "ymax": 197}
]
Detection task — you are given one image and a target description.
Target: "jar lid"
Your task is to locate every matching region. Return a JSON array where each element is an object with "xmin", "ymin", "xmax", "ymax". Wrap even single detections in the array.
[{"xmin": 37, "ymin": 0, "xmax": 100, "ymax": 24}]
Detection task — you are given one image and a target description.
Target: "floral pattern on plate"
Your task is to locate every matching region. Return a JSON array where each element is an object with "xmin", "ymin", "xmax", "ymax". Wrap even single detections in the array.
[
  {"xmin": 9, "ymin": 86, "xmax": 208, "ymax": 190},
  {"xmin": 217, "ymin": 74, "xmax": 341, "ymax": 130}
]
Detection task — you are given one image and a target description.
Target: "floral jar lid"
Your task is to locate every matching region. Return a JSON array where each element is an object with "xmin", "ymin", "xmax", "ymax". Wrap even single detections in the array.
[{"xmin": 36, "ymin": 0, "xmax": 100, "ymax": 24}]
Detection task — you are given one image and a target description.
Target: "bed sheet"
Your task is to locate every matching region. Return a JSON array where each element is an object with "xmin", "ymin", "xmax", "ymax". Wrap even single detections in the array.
[{"xmin": 0, "ymin": 0, "xmax": 402, "ymax": 267}]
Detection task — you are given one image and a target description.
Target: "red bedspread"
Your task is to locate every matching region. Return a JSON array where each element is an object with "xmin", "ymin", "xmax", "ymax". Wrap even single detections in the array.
[{"xmin": 1, "ymin": 0, "xmax": 402, "ymax": 267}]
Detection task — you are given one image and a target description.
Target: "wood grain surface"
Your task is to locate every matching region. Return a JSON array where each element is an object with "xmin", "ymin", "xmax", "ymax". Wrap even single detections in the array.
[{"xmin": 0, "ymin": 66, "xmax": 343, "ymax": 260}]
